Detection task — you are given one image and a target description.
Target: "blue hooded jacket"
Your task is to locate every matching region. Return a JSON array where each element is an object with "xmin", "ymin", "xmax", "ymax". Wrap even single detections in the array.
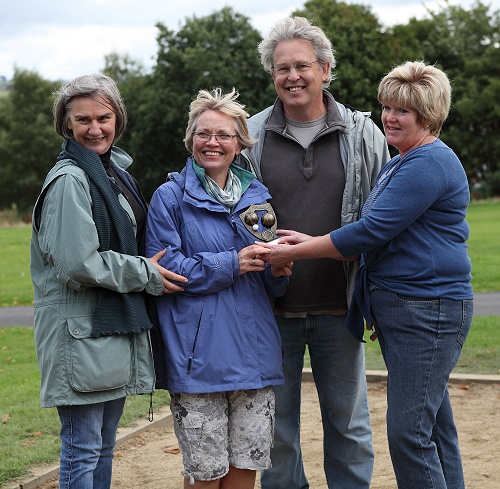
[{"xmin": 146, "ymin": 159, "xmax": 287, "ymax": 393}]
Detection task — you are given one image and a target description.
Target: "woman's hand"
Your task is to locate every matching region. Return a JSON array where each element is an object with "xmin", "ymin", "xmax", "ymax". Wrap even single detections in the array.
[
  {"xmin": 270, "ymin": 262, "xmax": 293, "ymax": 277},
  {"xmin": 273, "ymin": 229, "xmax": 313, "ymax": 245},
  {"xmin": 260, "ymin": 242, "xmax": 299, "ymax": 269},
  {"xmin": 237, "ymin": 244, "xmax": 272, "ymax": 275},
  {"xmin": 148, "ymin": 249, "xmax": 188, "ymax": 294},
  {"xmin": 261, "ymin": 232, "xmax": 353, "ymax": 266}
]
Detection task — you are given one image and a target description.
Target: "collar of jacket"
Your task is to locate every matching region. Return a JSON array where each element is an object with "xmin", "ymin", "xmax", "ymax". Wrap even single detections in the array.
[
  {"xmin": 169, "ymin": 157, "xmax": 272, "ymax": 214},
  {"xmin": 264, "ymin": 90, "xmax": 347, "ymax": 135}
]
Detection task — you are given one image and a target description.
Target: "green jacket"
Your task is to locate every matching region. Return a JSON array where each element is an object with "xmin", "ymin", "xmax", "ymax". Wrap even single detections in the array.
[{"xmin": 30, "ymin": 145, "xmax": 162, "ymax": 407}]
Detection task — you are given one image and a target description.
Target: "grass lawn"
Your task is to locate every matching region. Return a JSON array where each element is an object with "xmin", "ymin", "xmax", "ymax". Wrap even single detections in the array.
[
  {"xmin": 0, "ymin": 225, "xmax": 33, "ymax": 306},
  {"xmin": 466, "ymin": 200, "xmax": 500, "ymax": 292},
  {"xmin": 0, "ymin": 199, "xmax": 498, "ymax": 308},
  {"xmin": 1, "ymin": 314, "xmax": 499, "ymax": 485},
  {"xmin": 362, "ymin": 316, "xmax": 500, "ymax": 374},
  {"xmin": 0, "ymin": 327, "xmax": 170, "ymax": 485},
  {"xmin": 0, "ymin": 199, "xmax": 499, "ymax": 485}
]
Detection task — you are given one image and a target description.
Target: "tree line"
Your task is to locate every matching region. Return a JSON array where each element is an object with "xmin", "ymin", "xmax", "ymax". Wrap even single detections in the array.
[{"xmin": 0, "ymin": 0, "xmax": 499, "ymax": 215}]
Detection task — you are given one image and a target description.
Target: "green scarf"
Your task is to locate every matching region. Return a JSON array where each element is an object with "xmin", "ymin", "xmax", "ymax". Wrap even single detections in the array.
[
  {"xmin": 60, "ymin": 139, "xmax": 153, "ymax": 337},
  {"xmin": 192, "ymin": 160, "xmax": 255, "ymax": 211}
]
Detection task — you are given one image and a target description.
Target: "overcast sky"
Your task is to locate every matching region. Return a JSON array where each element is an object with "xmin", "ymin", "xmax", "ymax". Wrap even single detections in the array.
[{"xmin": 1, "ymin": 0, "xmax": 497, "ymax": 81}]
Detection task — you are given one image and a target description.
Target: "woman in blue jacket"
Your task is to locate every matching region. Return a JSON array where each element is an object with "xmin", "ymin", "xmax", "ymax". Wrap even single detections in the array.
[
  {"xmin": 261, "ymin": 61, "xmax": 473, "ymax": 489},
  {"xmin": 146, "ymin": 88, "xmax": 291, "ymax": 488}
]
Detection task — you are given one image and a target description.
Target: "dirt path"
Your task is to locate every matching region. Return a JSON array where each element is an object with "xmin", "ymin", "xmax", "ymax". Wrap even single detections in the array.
[{"xmin": 25, "ymin": 379, "xmax": 500, "ymax": 489}]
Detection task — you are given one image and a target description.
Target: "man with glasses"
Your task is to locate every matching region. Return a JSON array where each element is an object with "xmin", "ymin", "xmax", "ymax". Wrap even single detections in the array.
[{"xmin": 239, "ymin": 16, "xmax": 390, "ymax": 489}]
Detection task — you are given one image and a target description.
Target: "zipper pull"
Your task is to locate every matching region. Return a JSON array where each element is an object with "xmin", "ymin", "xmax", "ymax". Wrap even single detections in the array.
[{"xmin": 231, "ymin": 218, "xmax": 240, "ymax": 238}]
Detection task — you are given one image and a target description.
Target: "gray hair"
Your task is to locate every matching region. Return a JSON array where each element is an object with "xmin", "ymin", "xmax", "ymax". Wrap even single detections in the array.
[
  {"xmin": 378, "ymin": 61, "xmax": 452, "ymax": 137},
  {"xmin": 258, "ymin": 16, "xmax": 336, "ymax": 88},
  {"xmin": 53, "ymin": 73, "xmax": 127, "ymax": 142},
  {"xmin": 184, "ymin": 88, "xmax": 257, "ymax": 153}
]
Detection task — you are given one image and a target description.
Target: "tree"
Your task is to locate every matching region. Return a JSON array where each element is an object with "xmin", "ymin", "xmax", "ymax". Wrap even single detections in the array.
[
  {"xmin": 292, "ymin": 0, "xmax": 394, "ymax": 121},
  {"xmin": 123, "ymin": 7, "xmax": 274, "ymax": 200},
  {"xmin": 103, "ymin": 52, "xmax": 146, "ymax": 84},
  {"xmin": 0, "ymin": 70, "xmax": 60, "ymax": 211},
  {"xmin": 388, "ymin": 1, "xmax": 500, "ymax": 183}
]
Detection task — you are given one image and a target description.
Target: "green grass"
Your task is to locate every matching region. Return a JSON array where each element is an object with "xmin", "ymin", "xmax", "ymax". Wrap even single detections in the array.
[
  {"xmin": 0, "ymin": 199, "xmax": 499, "ymax": 485},
  {"xmin": 301, "ymin": 316, "xmax": 500, "ymax": 375},
  {"xmin": 0, "ymin": 225, "xmax": 33, "ymax": 306},
  {"xmin": 361, "ymin": 316, "xmax": 500, "ymax": 374},
  {"xmin": 0, "ymin": 327, "xmax": 170, "ymax": 485},
  {"xmin": 0, "ymin": 199, "xmax": 497, "ymax": 307},
  {"xmin": 466, "ymin": 200, "xmax": 500, "ymax": 292}
]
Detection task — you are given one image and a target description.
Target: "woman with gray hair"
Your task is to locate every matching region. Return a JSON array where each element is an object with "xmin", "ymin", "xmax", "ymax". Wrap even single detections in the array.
[
  {"xmin": 30, "ymin": 73, "xmax": 187, "ymax": 488},
  {"xmin": 262, "ymin": 60, "xmax": 473, "ymax": 488},
  {"xmin": 146, "ymin": 87, "xmax": 292, "ymax": 488}
]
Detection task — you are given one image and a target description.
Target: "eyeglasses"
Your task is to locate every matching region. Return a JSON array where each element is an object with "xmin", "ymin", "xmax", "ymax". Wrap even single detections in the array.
[
  {"xmin": 272, "ymin": 60, "xmax": 320, "ymax": 77},
  {"xmin": 194, "ymin": 132, "xmax": 237, "ymax": 142}
]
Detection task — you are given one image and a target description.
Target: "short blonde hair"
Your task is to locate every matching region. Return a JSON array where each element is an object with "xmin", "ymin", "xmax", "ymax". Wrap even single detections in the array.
[
  {"xmin": 378, "ymin": 61, "xmax": 451, "ymax": 136},
  {"xmin": 184, "ymin": 88, "xmax": 256, "ymax": 153}
]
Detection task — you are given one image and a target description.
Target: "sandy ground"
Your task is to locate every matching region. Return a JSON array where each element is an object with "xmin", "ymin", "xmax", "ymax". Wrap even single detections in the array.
[{"xmin": 27, "ymin": 378, "xmax": 500, "ymax": 489}]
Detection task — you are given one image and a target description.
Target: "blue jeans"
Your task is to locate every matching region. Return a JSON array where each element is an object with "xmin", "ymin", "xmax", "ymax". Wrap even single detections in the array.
[
  {"xmin": 57, "ymin": 397, "xmax": 126, "ymax": 489},
  {"xmin": 371, "ymin": 289, "xmax": 473, "ymax": 489},
  {"xmin": 260, "ymin": 314, "xmax": 374, "ymax": 489}
]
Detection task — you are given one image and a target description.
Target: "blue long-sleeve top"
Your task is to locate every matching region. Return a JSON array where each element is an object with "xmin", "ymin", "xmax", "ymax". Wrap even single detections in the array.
[{"xmin": 331, "ymin": 139, "xmax": 473, "ymax": 301}]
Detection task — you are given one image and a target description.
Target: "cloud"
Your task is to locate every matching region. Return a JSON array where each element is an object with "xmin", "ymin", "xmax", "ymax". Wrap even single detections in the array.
[
  {"xmin": 1, "ymin": 23, "xmax": 158, "ymax": 81},
  {"xmin": 0, "ymin": 0, "xmax": 304, "ymax": 80},
  {"xmin": 1, "ymin": 0, "xmax": 498, "ymax": 81}
]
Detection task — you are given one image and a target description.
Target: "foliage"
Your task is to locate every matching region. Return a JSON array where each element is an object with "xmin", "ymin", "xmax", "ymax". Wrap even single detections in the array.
[
  {"xmin": 293, "ymin": 0, "xmax": 394, "ymax": 120},
  {"xmin": 0, "ymin": 70, "xmax": 60, "ymax": 212},
  {"xmin": 103, "ymin": 52, "xmax": 146, "ymax": 84},
  {"xmin": 388, "ymin": 0, "xmax": 500, "ymax": 182},
  {"xmin": 1, "ymin": 2, "xmax": 500, "ymax": 207},
  {"xmin": 483, "ymin": 170, "xmax": 500, "ymax": 197},
  {"xmin": 121, "ymin": 7, "xmax": 274, "ymax": 200},
  {"xmin": 0, "ymin": 327, "xmax": 170, "ymax": 485}
]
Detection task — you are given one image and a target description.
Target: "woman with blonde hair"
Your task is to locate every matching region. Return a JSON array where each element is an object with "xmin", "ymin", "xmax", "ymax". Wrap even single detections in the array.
[
  {"xmin": 262, "ymin": 61, "xmax": 473, "ymax": 488},
  {"xmin": 146, "ymin": 87, "xmax": 291, "ymax": 488}
]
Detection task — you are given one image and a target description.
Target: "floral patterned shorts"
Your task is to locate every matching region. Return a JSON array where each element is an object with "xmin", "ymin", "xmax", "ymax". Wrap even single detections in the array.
[{"xmin": 170, "ymin": 387, "xmax": 275, "ymax": 482}]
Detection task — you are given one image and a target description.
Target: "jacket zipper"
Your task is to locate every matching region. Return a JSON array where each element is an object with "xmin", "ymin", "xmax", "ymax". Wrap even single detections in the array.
[
  {"xmin": 187, "ymin": 314, "xmax": 202, "ymax": 374},
  {"xmin": 231, "ymin": 217, "xmax": 241, "ymax": 238}
]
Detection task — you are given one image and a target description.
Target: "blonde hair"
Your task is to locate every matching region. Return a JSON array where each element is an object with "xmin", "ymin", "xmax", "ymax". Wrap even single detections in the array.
[
  {"xmin": 378, "ymin": 61, "xmax": 451, "ymax": 136},
  {"xmin": 184, "ymin": 88, "xmax": 256, "ymax": 153}
]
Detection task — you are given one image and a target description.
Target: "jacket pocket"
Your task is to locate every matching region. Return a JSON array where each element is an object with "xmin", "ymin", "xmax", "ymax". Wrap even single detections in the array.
[{"xmin": 67, "ymin": 317, "xmax": 133, "ymax": 392}]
